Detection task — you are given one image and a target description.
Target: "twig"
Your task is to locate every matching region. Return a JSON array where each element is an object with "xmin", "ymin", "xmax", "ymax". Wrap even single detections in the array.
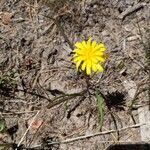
[
  {"xmin": 31, "ymin": 123, "xmax": 146, "ymax": 148},
  {"xmin": 17, "ymin": 89, "xmax": 50, "ymax": 101},
  {"xmin": 31, "ymin": 69, "xmax": 42, "ymax": 90},
  {"xmin": 28, "ymin": 119, "xmax": 45, "ymax": 147},
  {"xmin": 43, "ymin": 15, "xmax": 74, "ymax": 50},
  {"xmin": 50, "ymin": 123, "xmax": 146, "ymax": 144},
  {"xmin": 118, "ymin": 3, "xmax": 146, "ymax": 20},
  {"xmin": 110, "ymin": 112, "xmax": 119, "ymax": 140},
  {"xmin": 128, "ymin": 53, "xmax": 149, "ymax": 74},
  {"xmin": 128, "ymin": 87, "xmax": 149, "ymax": 112},
  {"xmin": 17, "ymin": 111, "xmax": 40, "ymax": 148},
  {"xmin": 1, "ymin": 110, "xmax": 38, "ymax": 116},
  {"xmin": 41, "ymin": 22, "xmax": 55, "ymax": 36}
]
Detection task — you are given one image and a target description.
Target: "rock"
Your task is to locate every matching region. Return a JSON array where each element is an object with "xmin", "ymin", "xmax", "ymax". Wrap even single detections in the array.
[{"xmin": 127, "ymin": 35, "xmax": 139, "ymax": 41}]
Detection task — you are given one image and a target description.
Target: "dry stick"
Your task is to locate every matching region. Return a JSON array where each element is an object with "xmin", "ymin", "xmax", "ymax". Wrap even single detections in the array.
[
  {"xmin": 28, "ymin": 119, "xmax": 45, "ymax": 147},
  {"xmin": 54, "ymin": 18, "xmax": 74, "ymax": 50},
  {"xmin": 32, "ymin": 69, "xmax": 42, "ymax": 90},
  {"xmin": 118, "ymin": 3, "xmax": 146, "ymax": 19},
  {"xmin": 128, "ymin": 87, "xmax": 149, "ymax": 112},
  {"xmin": 41, "ymin": 22, "xmax": 55, "ymax": 36},
  {"xmin": 43, "ymin": 15, "xmax": 74, "ymax": 50},
  {"xmin": 110, "ymin": 113, "xmax": 119, "ymax": 141},
  {"xmin": 50, "ymin": 123, "xmax": 145, "ymax": 144},
  {"xmin": 17, "ymin": 111, "xmax": 40, "ymax": 148},
  {"xmin": 31, "ymin": 123, "xmax": 146, "ymax": 148},
  {"xmin": 1, "ymin": 110, "xmax": 38, "ymax": 116},
  {"xmin": 103, "ymin": 126, "xmax": 117, "ymax": 142},
  {"xmin": 17, "ymin": 89, "xmax": 50, "ymax": 101},
  {"xmin": 128, "ymin": 87, "xmax": 149, "ymax": 125}
]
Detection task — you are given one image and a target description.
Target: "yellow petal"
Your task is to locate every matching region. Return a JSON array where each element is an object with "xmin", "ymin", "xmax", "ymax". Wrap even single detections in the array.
[
  {"xmin": 94, "ymin": 51, "xmax": 104, "ymax": 56},
  {"xmin": 86, "ymin": 61, "xmax": 92, "ymax": 75},
  {"xmin": 95, "ymin": 44, "xmax": 106, "ymax": 51},
  {"xmin": 99, "ymin": 47, "xmax": 106, "ymax": 51},
  {"xmin": 72, "ymin": 53, "xmax": 78, "ymax": 57},
  {"xmin": 92, "ymin": 63, "xmax": 97, "ymax": 72},
  {"xmin": 81, "ymin": 41, "xmax": 87, "ymax": 48},
  {"xmin": 92, "ymin": 41, "xmax": 97, "ymax": 48},
  {"xmin": 87, "ymin": 38, "xmax": 92, "ymax": 48},
  {"xmin": 96, "ymin": 64, "xmax": 104, "ymax": 72},
  {"xmin": 75, "ymin": 42, "xmax": 83, "ymax": 49},
  {"xmin": 73, "ymin": 56, "xmax": 83, "ymax": 62},
  {"xmin": 72, "ymin": 49, "xmax": 79, "ymax": 52},
  {"xmin": 73, "ymin": 49, "xmax": 84, "ymax": 55},
  {"xmin": 91, "ymin": 57, "xmax": 99, "ymax": 63},
  {"xmin": 95, "ymin": 56, "xmax": 105, "ymax": 62},
  {"xmin": 86, "ymin": 66, "xmax": 91, "ymax": 75},
  {"xmin": 76, "ymin": 60, "xmax": 82, "ymax": 70},
  {"xmin": 81, "ymin": 61, "xmax": 86, "ymax": 71}
]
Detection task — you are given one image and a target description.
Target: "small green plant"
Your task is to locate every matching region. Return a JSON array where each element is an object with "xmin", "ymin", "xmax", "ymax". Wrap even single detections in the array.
[
  {"xmin": 71, "ymin": 38, "xmax": 107, "ymax": 129},
  {"xmin": 95, "ymin": 90, "xmax": 104, "ymax": 130},
  {"xmin": 0, "ymin": 119, "xmax": 6, "ymax": 133}
]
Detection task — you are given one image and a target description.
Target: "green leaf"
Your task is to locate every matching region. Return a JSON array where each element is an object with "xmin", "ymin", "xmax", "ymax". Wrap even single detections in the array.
[
  {"xmin": 0, "ymin": 119, "xmax": 6, "ymax": 133},
  {"xmin": 95, "ymin": 90, "xmax": 104, "ymax": 130}
]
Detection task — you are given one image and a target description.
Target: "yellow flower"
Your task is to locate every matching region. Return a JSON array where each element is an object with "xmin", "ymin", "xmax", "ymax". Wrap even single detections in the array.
[{"xmin": 72, "ymin": 38, "xmax": 107, "ymax": 75}]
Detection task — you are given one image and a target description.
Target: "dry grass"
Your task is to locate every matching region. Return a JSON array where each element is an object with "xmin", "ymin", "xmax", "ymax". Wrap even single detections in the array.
[{"xmin": 0, "ymin": 0, "xmax": 149, "ymax": 149}]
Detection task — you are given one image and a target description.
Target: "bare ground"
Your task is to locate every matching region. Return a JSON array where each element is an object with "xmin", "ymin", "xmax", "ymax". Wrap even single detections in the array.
[{"xmin": 0, "ymin": 0, "xmax": 150, "ymax": 150}]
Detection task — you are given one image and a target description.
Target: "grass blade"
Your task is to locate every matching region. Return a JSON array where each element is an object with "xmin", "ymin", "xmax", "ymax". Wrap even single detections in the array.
[{"xmin": 95, "ymin": 90, "xmax": 104, "ymax": 130}]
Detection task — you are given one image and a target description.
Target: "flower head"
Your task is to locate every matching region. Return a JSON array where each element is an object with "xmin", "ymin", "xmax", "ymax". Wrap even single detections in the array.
[{"xmin": 72, "ymin": 38, "xmax": 107, "ymax": 75}]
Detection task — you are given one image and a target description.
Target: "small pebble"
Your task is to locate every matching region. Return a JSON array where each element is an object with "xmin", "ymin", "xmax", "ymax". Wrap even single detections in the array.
[{"xmin": 127, "ymin": 36, "xmax": 139, "ymax": 41}]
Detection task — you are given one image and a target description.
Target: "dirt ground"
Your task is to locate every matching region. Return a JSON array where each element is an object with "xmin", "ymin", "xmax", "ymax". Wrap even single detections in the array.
[{"xmin": 0, "ymin": 0, "xmax": 149, "ymax": 150}]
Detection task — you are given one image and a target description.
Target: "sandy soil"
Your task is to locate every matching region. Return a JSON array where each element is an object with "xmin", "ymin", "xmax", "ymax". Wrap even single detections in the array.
[{"xmin": 0, "ymin": 0, "xmax": 149, "ymax": 149}]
